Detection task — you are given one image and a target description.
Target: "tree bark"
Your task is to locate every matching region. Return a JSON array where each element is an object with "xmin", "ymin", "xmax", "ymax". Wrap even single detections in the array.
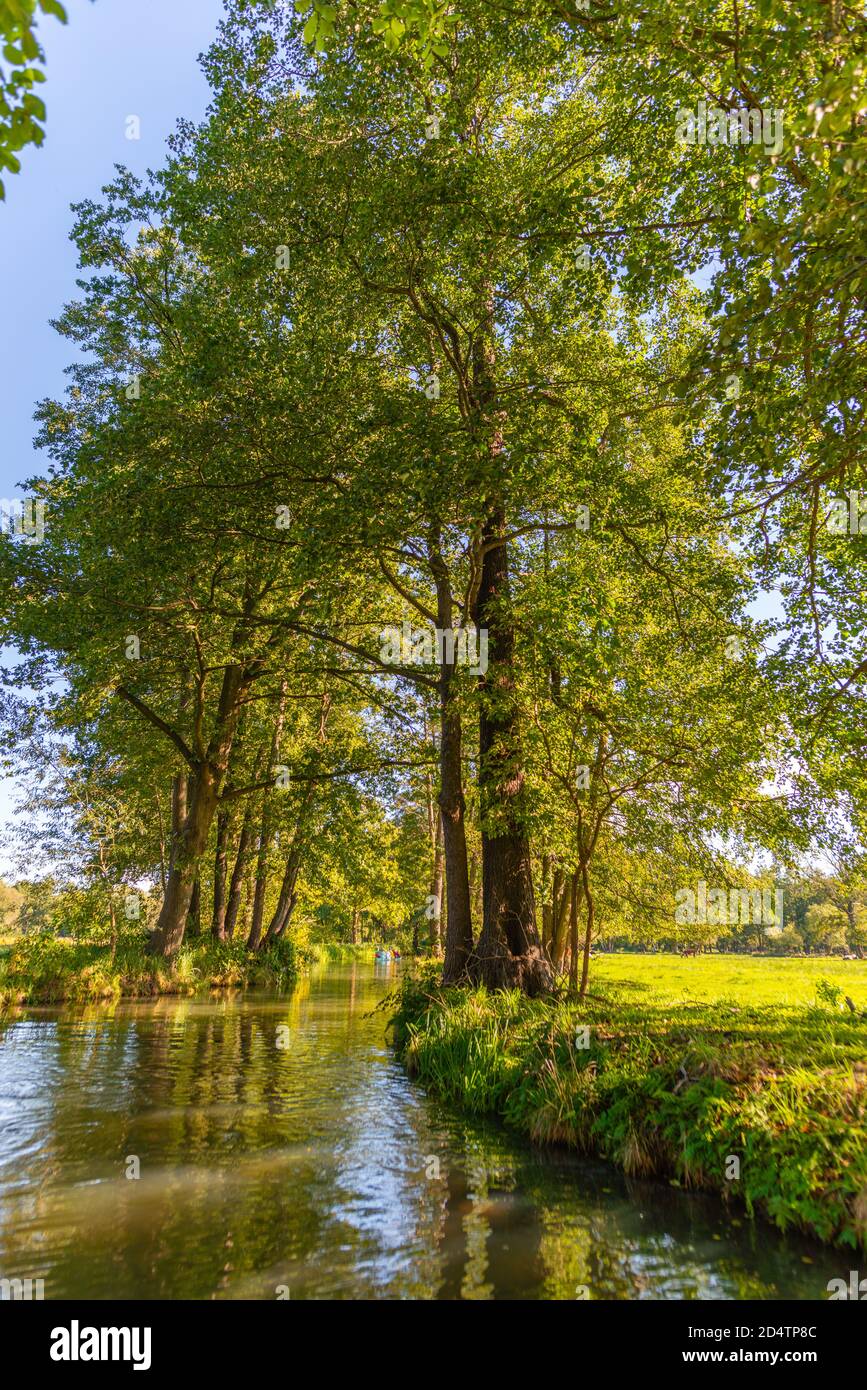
[
  {"xmin": 429, "ymin": 536, "xmax": 474, "ymax": 982},
  {"xmin": 468, "ymin": 849, "xmax": 482, "ymax": 923},
  {"xmin": 148, "ymin": 661, "xmax": 255, "ymax": 957},
  {"xmin": 264, "ymin": 784, "xmax": 313, "ymax": 942},
  {"xmin": 186, "ymin": 877, "xmax": 201, "ymax": 938},
  {"xmin": 224, "ymin": 795, "xmax": 256, "ymax": 940},
  {"xmin": 463, "ymin": 285, "xmax": 551, "ymax": 995},
  {"xmin": 211, "ymin": 808, "xmax": 231, "ymax": 941},
  {"xmin": 551, "ymin": 870, "xmax": 575, "ymax": 969},
  {"xmin": 248, "ymin": 683, "xmax": 287, "ymax": 950},
  {"xmin": 149, "ymin": 764, "xmax": 221, "ymax": 955},
  {"xmin": 238, "ymin": 860, "xmax": 255, "ymax": 944},
  {"xmin": 547, "ymin": 866, "xmax": 563, "ymax": 956},
  {"xmin": 264, "ymin": 690, "xmax": 330, "ymax": 944},
  {"xmin": 845, "ymin": 898, "xmax": 864, "ymax": 956},
  {"xmin": 265, "ymin": 834, "xmax": 305, "ymax": 941},
  {"xmin": 541, "ymin": 854, "xmax": 552, "ymax": 953},
  {"xmin": 578, "ymin": 858, "xmax": 595, "ymax": 1000},
  {"xmin": 429, "ymin": 808, "xmax": 445, "ymax": 957},
  {"xmin": 247, "ymin": 827, "xmax": 270, "ymax": 951},
  {"xmin": 568, "ymin": 872, "xmax": 579, "ymax": 993},
  {"xmin": 467, "ymin": 501, "xmax": 552, "ymax": 995}
]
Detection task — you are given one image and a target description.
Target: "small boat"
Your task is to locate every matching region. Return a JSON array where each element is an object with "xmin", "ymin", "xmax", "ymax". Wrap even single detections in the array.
[{"xmin": 374, "ymin": 950, "xmax": 392, "ymax": 962}]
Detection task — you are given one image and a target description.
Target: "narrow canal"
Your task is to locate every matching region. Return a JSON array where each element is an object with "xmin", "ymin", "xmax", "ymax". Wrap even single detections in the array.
[{"xmin": 0, "ymin": 961, "xmax": 844, "ymax": 1299}]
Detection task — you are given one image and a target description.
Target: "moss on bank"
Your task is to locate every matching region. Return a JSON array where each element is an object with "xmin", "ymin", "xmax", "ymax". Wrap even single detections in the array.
[
  {"xmin": 0, "ymin": 934, "xmax": 302, "ymax": 1008},
  {"xmin": 391, "ymin": 967, "xmax": 867, "ymax": 1254}
]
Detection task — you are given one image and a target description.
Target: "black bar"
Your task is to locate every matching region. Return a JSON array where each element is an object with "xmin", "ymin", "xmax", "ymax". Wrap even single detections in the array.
[{"xmin": 3, "ymin": 1295, "xmax": 862, "ymax": 1376}]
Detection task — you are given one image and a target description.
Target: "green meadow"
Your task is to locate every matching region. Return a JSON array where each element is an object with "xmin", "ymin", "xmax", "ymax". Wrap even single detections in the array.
[{"xmin": 592, "ymin": 953, "xmax": 867, "ymax": 1008}]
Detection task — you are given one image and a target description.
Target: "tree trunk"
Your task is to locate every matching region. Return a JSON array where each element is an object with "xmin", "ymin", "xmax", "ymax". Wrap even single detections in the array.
[
  {"xmin": 568, "ymin": 872, "xmax": 579, "ymax": 993},
  {"xmin": 238, "ymin": 861, "xmax": 255, "ymax": 944},
  {"xmin": 266, "ymin": 847, "xmax": 303, "ymax": 941},
  {"xmin": 429, "ymin": 537, "xmax": 474, "ymax": 982},
  {"xmin": 467, "ymin": 503, "xmax": 551, "ymax": 994},
  {"xmin": 429, "ymin": 808, "xmax": 445, "ymax": 957},
  {"xmin": 264, "ymin": 790, "xmax": 312, "ymax": 942},
  {"xmin": 578, "ymin": 859, "xmax": 594, "ymax": 1000},
  {"xmin": 149, "ymin": 765, "xmax": 220, "ymax": 956},
  {"xmin": 186, "ymin": 877, "xmax": 201, "ymax": 938},
  {"xmin": 540, "ymin": 854, "xmax": 552, "ymax": 954},
  {"xmin": 224, "ymin": 798, "xmax": 256, "ymax": 940},
  {"xmin": 155, "ymin": 788, "xmax": 168, "ymax": 895},
  {"xmin": 350, "ymin": 904, "xmax": 360, "ymax": 945},
  {"xmin": 247, "ymin": 829, "xmax": 270, "ymax": 951},
  {"xmin": 211, "ymin": 809, "xmax": 231, "ymax": 941},
  {"xmin": 148, "ymin": 662, "xmax": 253, "ymax": 957},
  {"xmin": 439, "ymin": 695, "xmax": 473, "ymax": 980},
  {"xmin": 463, "ymin": 285, "xmax": 551, "ymax": 995},
  {"xmin": 546, "ymin": 867, "xmax": 562, "ymax": 956},
  {"xmin": 248, "ymin": 682, "xmax": 287, "ymax": 950},
  {"xmin": 552, "ymin": 871, "xmax": 575, "ymax": 970},
  {"xmin": 264, "ymin": 692, "xmax": 330, "ymax": 945},
  {"xmin": 468, "ymin": 850, "xmax": 482, "ymax": 923},
  {"xmin": 845, "ymin": 898, "xmax": 863, "ymax": 956}
]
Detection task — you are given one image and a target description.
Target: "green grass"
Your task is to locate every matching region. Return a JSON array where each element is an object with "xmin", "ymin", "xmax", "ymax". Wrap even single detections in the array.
[
  {"xmin": 0, "ymin": 933, "xmax": 302, "ymax": 1008},
  {"xmin": 392, "ymin": 960, "xmax": 867, "ymax": 1254},
  {"xmin": 593, "ymin": 952, "xmax": 867, "ymax": 1007},
  {"xmin": 309, "ymin": 942, "xmax": 376, "ymax": 962}
]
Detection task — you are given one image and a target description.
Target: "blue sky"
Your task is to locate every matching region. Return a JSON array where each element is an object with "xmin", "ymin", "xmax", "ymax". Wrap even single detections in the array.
[{"xmin": 0, "ymin": 0, "xmax": 227, "ymax": 875}]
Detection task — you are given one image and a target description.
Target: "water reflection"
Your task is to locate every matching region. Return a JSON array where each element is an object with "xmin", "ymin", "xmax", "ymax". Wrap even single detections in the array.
[{"xmin": 0, "ymin": 963, "xmax": 844, "ymax": 1300}]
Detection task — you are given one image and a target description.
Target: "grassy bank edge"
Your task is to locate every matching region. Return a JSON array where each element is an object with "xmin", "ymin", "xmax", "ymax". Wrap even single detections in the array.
[
  {"xmin": 0, "ymin": 935, "xmax": 312, "ymax": 1008},
  {"xmin": 0, "ymin": 935, "xmax": 386, "ymax": 1010},
  {"xmin": 390, "ymin": 967, "xmax": 867, "ymax": 1256},
  {"xmin": 0, "ymin": 935, "xmax": 382, "ymax": 1010}
]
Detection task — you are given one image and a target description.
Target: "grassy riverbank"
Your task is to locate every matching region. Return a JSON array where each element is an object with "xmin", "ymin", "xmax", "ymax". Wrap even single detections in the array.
[
  {"xmin": 0, "ymin": 934, "xmax": 302, "ymax": 1008},
  {"xmin": 392, "ymin": 961, "xmax": 867, "ymax": 1253},
  {"xmin": 309, "ymin": 942, "xmax": 377, "ymax": 963}
]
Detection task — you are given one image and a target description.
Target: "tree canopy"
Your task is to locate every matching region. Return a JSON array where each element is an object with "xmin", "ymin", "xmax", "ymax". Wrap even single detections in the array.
[{"xmin": 2, "ymin": 0, "xmax": 865, "ymax": 994}]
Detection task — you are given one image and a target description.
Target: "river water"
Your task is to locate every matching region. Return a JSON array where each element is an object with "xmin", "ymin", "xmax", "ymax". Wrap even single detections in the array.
[{"xmin": 0, "ymin": 960, "xmax": 846, "ymax": 1300}]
